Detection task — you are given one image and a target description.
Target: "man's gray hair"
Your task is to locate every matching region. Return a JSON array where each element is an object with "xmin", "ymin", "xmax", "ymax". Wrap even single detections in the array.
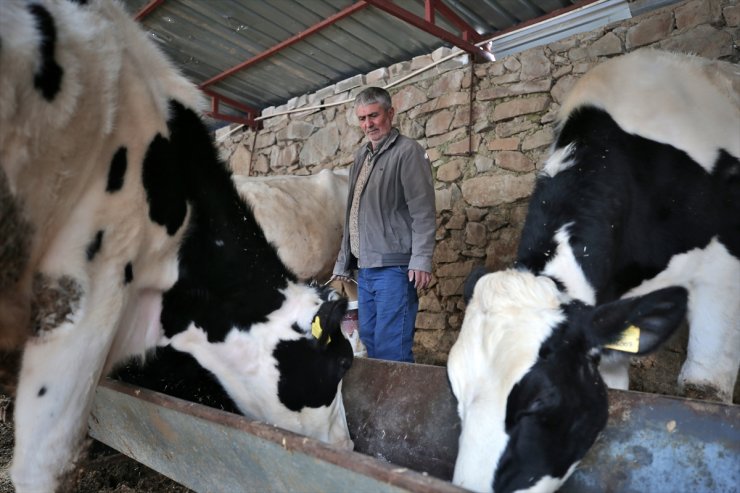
[{"xmin": 354, "ymin": 87, "xmax": 392, "ymax": 111}]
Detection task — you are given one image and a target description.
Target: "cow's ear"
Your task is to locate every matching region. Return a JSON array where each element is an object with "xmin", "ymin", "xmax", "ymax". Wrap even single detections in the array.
[
  {"xmin": 313, "ymin": 298, "xmax": 348, "ymax": 347},
  {"xmin": 587, "ymin": 286, "xmax": 688, "ymax": 354},
  {"xmin": 463, "ymin": 266, "xmax": 489, "ymax": 304}
]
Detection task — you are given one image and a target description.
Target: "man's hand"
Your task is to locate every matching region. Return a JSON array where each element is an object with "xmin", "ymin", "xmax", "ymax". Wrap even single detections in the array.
[
  {"xmin": 329, "ymin": 274, "xmax": 354, "ymax": 284},
  {"xmin": 408, "ymin": 269, "xmax": 431, "ymax": 289}
]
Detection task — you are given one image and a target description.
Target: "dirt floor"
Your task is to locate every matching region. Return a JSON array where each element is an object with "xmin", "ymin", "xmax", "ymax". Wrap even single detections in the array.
[
  {"xmin": 0, "ymin": 326, "xmax": 737, "ymax": 493},
  {"xmin": 0, "ymin": 415, "xmax": 191, "ymax": 493}
]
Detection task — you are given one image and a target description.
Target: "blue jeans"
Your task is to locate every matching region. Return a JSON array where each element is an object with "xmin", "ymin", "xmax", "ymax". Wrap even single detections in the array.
[{"xmin": 357, "ymin": 266, "xmax": 418, "ymax": 363}]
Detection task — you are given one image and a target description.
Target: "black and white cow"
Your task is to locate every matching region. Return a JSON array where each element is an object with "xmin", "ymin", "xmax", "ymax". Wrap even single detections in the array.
[
  {"xmin": 448, "ymin": 49, "xmax": 740, "ymax": 493},
  {"xmin": 0, "ymin": 1, "xmax": 353, "ymax": 491},
  {"xmin": 114, "ymin": 170, "xmax": 353, "ymax": 413}
]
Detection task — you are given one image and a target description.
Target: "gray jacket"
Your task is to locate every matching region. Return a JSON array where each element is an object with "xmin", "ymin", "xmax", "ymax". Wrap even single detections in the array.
[{"xmin": 333, "ymin": 128, "xmax": 436, "ymax": 275}]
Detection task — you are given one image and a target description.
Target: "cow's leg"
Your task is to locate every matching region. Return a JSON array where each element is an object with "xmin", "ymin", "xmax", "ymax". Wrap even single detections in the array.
[
  {"xmin": 678, "ymin": 241, "xmax": 740, "ymax": 403},
  {"xmin": 10, "ymin": 273, "xmax": 125, "ymax": 493}
]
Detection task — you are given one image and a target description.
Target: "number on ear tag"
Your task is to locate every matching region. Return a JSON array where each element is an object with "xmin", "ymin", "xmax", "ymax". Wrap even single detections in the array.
[{"xmin": 604, "ymin": 325, "xmax": 640, "ymax": 353}]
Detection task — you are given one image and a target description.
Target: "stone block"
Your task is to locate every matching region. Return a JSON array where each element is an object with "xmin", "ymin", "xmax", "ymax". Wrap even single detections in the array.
[
  {"xmin": 657, "ymin": 24, "xmax": 734, "ymax": 59},
  {"xmin": 429, "ymin": 71, "xmax": 465, "ymax": 98},
  {"xmin": 366, "ymin": 67, "xmax": 389, "ymax": 85},
  {"xmin": 419, "ymin": 292, "xmax": 442, "ymax": 312},
  {"xmin": 496, "ymin": 151, "xmax": 535, "ymax": 172},
  {"xmin": 282, "ymin": 121, "xmax": 316, "ymax": 141},
  {"xmin": 487, "ymin": 137, "xmax": 519, "ymax": 151},
  {"xmin": 492, "ymin": 96, "xmax": 550, "ymax": 121},
  {"xmin": 435, "ymin": 187, "xmax": 452, "ymax": 212},
  {"xmin": 336, "ymin": 74, "xmax": 366, "ymax": 93},
  {"xmin": 446, "ymin": 136, "xmax": 475, "ymax": 156},
  {"xmin": 439, "ymin": 277, "xmax": 464, "ymax": 297},
  {"xmin": 461, "ymin": 173, "xmax": 536, "ymax": 207},
  {"xmin": 465, "ymin": 222, "xmax": 487, "ymax": 246},
  {"xmin": 434, "ymin": 237, "xmax": 463, "ymax": 263},
  {"xmin": 724, "ymin": 4, "xmax": 740, "ymax": 25},
  {"xmin": 522, "ymin": 127, "xmax": 554, "ymax": 151},
  {"xmin": 478, "ymin": 80, "xmax": 552, "ymax": 101},
  {"xmin": 393, "ymin": 85, "xmax": 427, "ymax": 113},
  {"xmin": 228, "ymin": 144, "xmax": 252, "ymax": 175},
  {"xmin": 255, "ymin": 131, "xmax": 276, "ymax": 149},
  {"xmin": 551, "ymin": 74, "xmax": 578, "ymax": 104},
  {"xmin": 416, "ymin": 312, "xmax": 447, "ymax": 330},
  {"xmin": 588, "ymin": 32, "xmax": 623, "ymax": 57},
  {"xmin": 445, "ymin": 212, "xmax": 466, "ymax": 230},
  {"xmin": 474, "ymin": 154, "xmax": 494, "ymax": 173},
  {"xmin": 426, "ymin": 127, "xmax": 465, "ymax": 148},
  {"xmin": 436, "ymin": 92, "xmax": 469, "ymax": 110},
  {"xmin": 519, "ymin": 49, "xmax": 551, "ymax": 79},
  {"xmin": 626, "ymin": 12, "xmax": 673, "ymax": 49},
  {"xmin": 436, "ymin": 260, "xmax": 476, "ymax": 278},
  {"xmin": 411, "ymin": 53, "xmax": 434, "ymax": 70},
  {"xmin": 495, "ymin": 118, "xmax": 535, "ymax": 138},
  {"xmin": 270, "ymin": 143, "xmax": 299, "ymax": 169},
  {"xmin": 675, "ymin": 0, "xmax": 715, "ymax": 29},
  {"xmin": 298, "ymin": 122, "xmax": 339, "ymax": 166},
  {"xmin": 437, "ymin": 159, "xmax": 463, "ymax": 182},
  {"xmin": 252, "ymin": 153, "xmax": 269, "ymax": 174}
]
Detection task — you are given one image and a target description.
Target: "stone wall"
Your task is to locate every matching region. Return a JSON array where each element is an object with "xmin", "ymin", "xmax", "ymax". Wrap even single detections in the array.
[{"xmin": 217, "ymin": 0, "xmax": 739, "ymax": 365}]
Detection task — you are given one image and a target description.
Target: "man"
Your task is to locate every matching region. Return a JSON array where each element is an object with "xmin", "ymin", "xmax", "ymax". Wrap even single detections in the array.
[{"xmin": 332, "ymin": 87, "xmax": 436, "ymax": 363}]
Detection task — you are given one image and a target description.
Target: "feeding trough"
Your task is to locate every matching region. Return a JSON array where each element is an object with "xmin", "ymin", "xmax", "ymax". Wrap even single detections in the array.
[{"xmin": 89, "ymin": 358, "xmax": 740, "ymax": 492}]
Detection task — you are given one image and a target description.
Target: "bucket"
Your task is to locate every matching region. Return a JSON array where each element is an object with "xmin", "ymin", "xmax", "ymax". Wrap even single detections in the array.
[{"xmin": 341, "ymin": 301, "xmax": 366, "ymax": 357}]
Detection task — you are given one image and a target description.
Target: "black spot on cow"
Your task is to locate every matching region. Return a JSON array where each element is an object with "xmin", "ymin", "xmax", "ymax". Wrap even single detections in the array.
[
  {"xmin": 142, "ymin": 134, "xmax": 187, "ymax": 235},
  {"xmin": 159, "ymin": 101, "xmax": 295, "ymax": 343},
  {"xmin": 274, "ymin": 299, "xmax": 351, "ymax": 411},
  {"xmin": 111, "ymin": 347, "xmax": 240, "ymax": 413},
  {"xmin": 106, "ymin": 147, "xmax": 128, "ymax": 193},
  {"xmin": 38, "ymin": 386, "xmax": 47, "ymax": 397},
  {"xmin": 713, "ymin": 149, "xmax": 740, "ymax": 258},
  {"xmin": 28, "ymin": 4, "xmax": 63, "ymax": 101},
  {"xmin": 86, "ymin": 230, "xmax": 104, "ymax": 261},
  {"xmin": 124, "ymin": 262, "xmax": 133, "ymax": 284},
  {"xmin": 68, "ymin": 0, "xmax": 89, "ymax": 5}
]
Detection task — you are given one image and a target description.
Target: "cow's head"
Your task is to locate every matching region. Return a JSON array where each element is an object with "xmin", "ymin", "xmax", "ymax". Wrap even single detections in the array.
[
  {"xmin": 447, "ymin": 269, "xmax": 686, "ymax": 493},
  {"xmin": 165, "ymin": 282, "xmax": 354, "ymax": 449}
]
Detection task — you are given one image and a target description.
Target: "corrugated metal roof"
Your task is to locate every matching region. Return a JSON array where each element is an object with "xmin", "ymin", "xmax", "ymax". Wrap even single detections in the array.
[{"xmin": 120, "ymin": 0, "xmax": 582, "ymax": 123}]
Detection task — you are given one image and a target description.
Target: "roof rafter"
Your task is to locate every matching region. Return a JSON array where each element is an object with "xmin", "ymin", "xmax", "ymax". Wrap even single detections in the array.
[
  {"xmin": 199, "ymin": 1, "xmax": 370, "ymax": 89},
  {"xmin": 364, "ymin": 0, "xmax": 491, "ymax": 59},
  {"xmin": 134, "ymin": 0, "xmax": 494, "ymax": 127}
]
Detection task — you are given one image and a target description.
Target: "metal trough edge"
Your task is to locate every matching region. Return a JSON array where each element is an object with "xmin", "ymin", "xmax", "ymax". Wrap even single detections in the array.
[
  {"xmin": 89, "ymin": 377, "xmax": 465, "ymax": 493},
  {"xmin": 90, "ymin": 358, "xmax": 740, "ymax": 493}
]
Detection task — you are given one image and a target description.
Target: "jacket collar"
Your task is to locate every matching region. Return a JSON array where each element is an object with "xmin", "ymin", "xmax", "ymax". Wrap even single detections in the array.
[{"xmin": 364, "ymin": 127, "xmax": 400, "ymax": 157}]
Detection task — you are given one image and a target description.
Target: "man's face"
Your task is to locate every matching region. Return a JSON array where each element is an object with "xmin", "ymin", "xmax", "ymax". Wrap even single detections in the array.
[{"xmin": 356, "ymin": 102, "xmax": 395, "ymax": 148}]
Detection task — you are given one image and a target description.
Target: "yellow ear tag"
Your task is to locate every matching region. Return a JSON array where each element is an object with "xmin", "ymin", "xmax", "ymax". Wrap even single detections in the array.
[
  {"xmin": 604, "ymin": 325, "xmax": 640, "ymax": 353},
  {"xmin": 311, "ymin": 316, "xmax": 330, "ymax": 343}
]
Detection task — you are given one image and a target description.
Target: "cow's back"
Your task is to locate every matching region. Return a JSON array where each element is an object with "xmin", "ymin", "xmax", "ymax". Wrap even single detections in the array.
[
  {"xmin": 232, "ymin": 169, "xmax": 349, "ymax": 281},
  {"xmin": 558, "ymin": 49, "xmax": 740, "ymax": 172}
]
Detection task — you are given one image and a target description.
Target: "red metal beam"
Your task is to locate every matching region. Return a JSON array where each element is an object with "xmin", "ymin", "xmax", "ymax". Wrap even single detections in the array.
[
  {"xmin": 364, "ymin": 0, "xmax": 490, "ymax": 59},
  {"xmin": 425, "ymin": 0, "xmax": 482, "ymax": 43},
  {"xmin": 134, "ymin": 0, "xmax": 166, "ymax": 21},
  {"xmin": 201, "ymin": 87, "xmax": 260, "ymax": 128},
  {"xmin": 199, "ymin": 1, "xmax": 370, "ymax": 89}
]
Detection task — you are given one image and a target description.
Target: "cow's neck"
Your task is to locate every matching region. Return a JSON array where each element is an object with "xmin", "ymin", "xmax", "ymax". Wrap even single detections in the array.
[{"xmin": 159, "ymin": 101, "xmax": 295, "ymax": 341}]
